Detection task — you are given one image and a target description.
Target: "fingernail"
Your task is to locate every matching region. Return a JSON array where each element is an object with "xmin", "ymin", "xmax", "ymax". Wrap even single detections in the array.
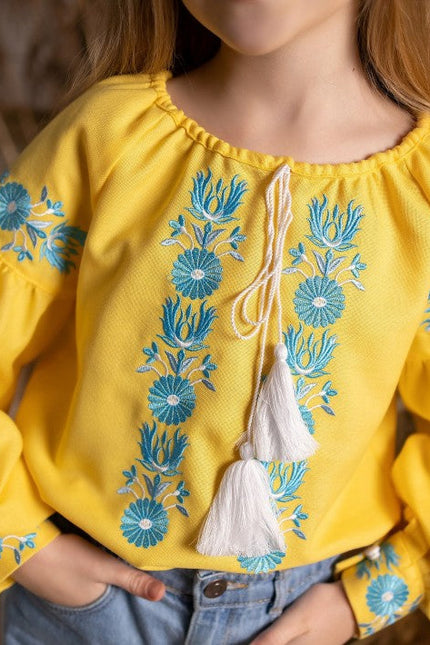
[{"xmin": 148, "ymin": 581, "xmax": 163, "ymax": 600}]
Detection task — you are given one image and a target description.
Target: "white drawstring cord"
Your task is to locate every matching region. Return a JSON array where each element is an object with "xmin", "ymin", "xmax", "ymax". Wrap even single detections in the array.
[{"xmin": 231, "ymin": 163, "xmax": 294, "ymax": 444}]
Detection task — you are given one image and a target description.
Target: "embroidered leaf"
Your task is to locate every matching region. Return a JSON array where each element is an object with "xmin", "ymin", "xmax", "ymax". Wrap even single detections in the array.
[
  {"xmin": 327, "ymin": 256, "xmax": 346, "ymax": 273},
  {"xmin": 40, "ymin": 186, "xmax": 48, "ymax": 202},
  {"xmin": 181, "ymin": 357, "xmax": 197, "ymax": 372},
  {"xmin": 26, "ymin": 224, "xmax": 37, "ymax": 247},
  {"xmin": 117, "ymin": 487, "xmax": 132, "ymax": 495},
  {"xmin": 13, "ymin": 549, "xmax": 22, "ymax": 565},
  {"xmin": 192, "ymin": 223, "xmax": 204, "ymax": 246},
  {"xmin": 28, "ymin": 219, "xmax": 51, "ymax": 229},
  {"xmin": 176, "ymin": 505, "xmax": 189, "ymax": 517},
  {"xmin": 229, "ymin": 251, "xmax": 244, "ymax": 261},
  {"xmin": 313, "ymin": 251, "xmax": 326, "ymax": 275},
  {"xmin": 206, "ymin": 229, "xmax": 225, "ymax": 246},
  {"xmin": 282, "ymin": 267, "xmax": 299, "ymax": 274},
  {"xmin": 152, "ymin": 481, "xmax": 171, "ymax": 499},
  {"xmin": 165, "ymin": 351, "xmax": 178, "ymax": 374},
  {"xmin": 1, "ymin": 242, "xmax": 13, "ymax": 251},
  {"xmin": 143, "ymin": 474, "xmax": 154, "ymax": 498},
  {"xmin": 136, "ymin": 365, "xmax": 152, "ymax": 373},
  {"xmin": 161, "ymin": 239, "xmax": 179, "ymax": 246},
  {"xmin": 201, "ymin": 379, "xmax": 216, "ymax": 391},
  {"xmin": 292, "ymin": 529, "xmax": 306, "ymax": 540},
  {"xmin": 350, "ymin": 279, "xmax": 365, "ymax": 291},
  {"xmin": 320, "ymin": 405, "xmax": 335, "ymax": 416}
]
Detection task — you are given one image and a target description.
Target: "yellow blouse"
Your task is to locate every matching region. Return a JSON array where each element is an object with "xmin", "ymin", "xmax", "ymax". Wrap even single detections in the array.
[{"xmin": 0, "ymin": 71, "xmax": 429, "ymax": 639}]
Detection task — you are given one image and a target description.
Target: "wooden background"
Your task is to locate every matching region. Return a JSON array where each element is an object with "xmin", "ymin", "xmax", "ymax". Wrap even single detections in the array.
[{"xmin": 0, "ymin": 1, "xmax": 429, "ymax": 643}]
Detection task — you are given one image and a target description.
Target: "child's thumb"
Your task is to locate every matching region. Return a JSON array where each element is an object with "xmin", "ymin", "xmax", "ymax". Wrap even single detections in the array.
[{"xmin": 108, "ymin": 560, "xmax": 166, "ymax": 601}]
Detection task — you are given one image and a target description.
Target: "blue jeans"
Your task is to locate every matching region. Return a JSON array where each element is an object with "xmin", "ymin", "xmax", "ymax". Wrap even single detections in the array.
[{"xmin": 2, "ymin": 554, "xmax": 340, "ymax": 644}]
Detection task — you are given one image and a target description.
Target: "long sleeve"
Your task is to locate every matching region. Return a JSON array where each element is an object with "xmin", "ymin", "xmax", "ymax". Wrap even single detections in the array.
[
  {"xmin": 0, "ymin": 93, "xmax": 93, "ymax": 591},
  {"xmin": 337, "ymin": 296, "xmax": 430, "ymax": 638}
]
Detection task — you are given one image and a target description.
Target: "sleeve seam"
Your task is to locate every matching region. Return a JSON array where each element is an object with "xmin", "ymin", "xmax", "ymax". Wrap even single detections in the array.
[{"xmin": 0, "ymin": 255, "xmax": 76, "ymax": 300}]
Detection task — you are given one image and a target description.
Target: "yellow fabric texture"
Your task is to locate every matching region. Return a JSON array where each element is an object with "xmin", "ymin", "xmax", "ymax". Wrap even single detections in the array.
[{"xmin": 0, "ymin": 71, "xmax": 429, "ymax": 636}]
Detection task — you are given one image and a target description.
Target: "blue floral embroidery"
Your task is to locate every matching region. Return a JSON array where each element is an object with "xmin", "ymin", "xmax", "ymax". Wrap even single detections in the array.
[
  {"xmin": 118, "ymin": 423, "xmax": 190, "ymax": 549},
  {"xmin": 137, "ymin": 297, "xmax": 217, "ymax": 425},
  {"xmin": 237, "ymin": 462, "xmax": 309, "ymax": 573},
  {"xmin": 238, "ymin": 551, "xmax": 286, "ymax": 574},
  {"xmin": 162, "ymin": 169, "xmax": 247, "ymax": 299},
  {"xmin": 284, "ymin": 324, "xmax": 338, "ymax": 378},
  {"xmin": 0, "ymin": 532, "xmax": 37, "ymax": 565},
  {"xmin": 355, "ymin": 543, "xmax": 422, "ymax": 635},
  {"xmin": 358, "ymin": 575, "xmax": 422, "ymax": 636},
  {"xmin": 283, "ymin": 196, "xmax": 367, "ymax": 328},
  {"xmin": 355, "ymin": 542, "xmax": 400, "ymax": 579},
  {"xmin": 0, "ymin": 175, "xmax": 86, "ymax": 273}
]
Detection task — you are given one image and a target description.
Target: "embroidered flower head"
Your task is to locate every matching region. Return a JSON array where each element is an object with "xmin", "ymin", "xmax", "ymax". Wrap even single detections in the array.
[
  {"xmin": 186, "ymin": 168, "xmax": 248, "ymax": 224},
  {"xmin": 366, "ymin": 575, "xmax": 409, "ymax": 618},
  {"xmin": 0, "ymin": 182, "xmax": 31, "ymax": 231},
  {"xmin": 148, "ymin": 375, "xmax": 196, "ymax": 425},
  {"xmin": 172, "ymin": 248, "xmax": 222, "ymax": 299},
  {"xmin": 137, "ymin": 422, "xmax": 188, "ymax": 476},
  {"xmin": 293, "ymin": 276, "xmax": 345, "ymax": 328},
  {"xmin": 121, "ymin": 498, "xmax": 168, "ymax": 548},
  {"xmin": 307, "ymin": 195, "xmax": 364, "ymax": 250},
  {"xmin": 238, "ymin": 551, "xmax": 286, "ymax": 574}
]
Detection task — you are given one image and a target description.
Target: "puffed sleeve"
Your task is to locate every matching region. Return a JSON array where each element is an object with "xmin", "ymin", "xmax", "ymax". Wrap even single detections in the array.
[
  {"xmin": 0, "ymin": 88, "xmax": 94, "ymax": 591},
  {"xmin": 337, "ymin": 295, "xmax": 430, "ymax": 638}
]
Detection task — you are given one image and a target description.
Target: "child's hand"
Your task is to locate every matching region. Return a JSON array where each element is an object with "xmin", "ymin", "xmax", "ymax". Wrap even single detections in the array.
[
  {"xmin": 250, "ymin": 580, "xmax": 357, "ymax": 645},
  {"xmin": 11, "ymin": 533, "xmax": 165, "ymax": 607}
]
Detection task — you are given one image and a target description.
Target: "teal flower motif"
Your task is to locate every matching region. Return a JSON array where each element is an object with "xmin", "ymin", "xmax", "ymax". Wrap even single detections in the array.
[
  {"xmin": 157, "ymin": 296, "xmax": 217, "ymax": 351},
  {"xmin": 172, "ymin": 248, "xmax": 222, "ymax": 299},
  {"xmin": 238, "ymin": 551, "xmax": 286, "ymax": 573},
  {"xmin": 149, "ymin": 375, "xmax": 196, "ymax": 425},
  {"xmin": 0, "ymin": 182, "xmax": 31, "ymax": 231},
  {"xmin": 284, "ymin": 324, "xmax": 338, "ymax": 378},
  {"xmin": 294, "ymin": 276, "xmax": 345, "ymax": 328},
  {"xmin": 307, "ymin": 195, "xmax": 364, "ymax": 250},
  {"xmin": 120, "ymin": 498, "xmax": 168, "ymax": 548},
  {"xmin": 186, "ymin": 168, "xmax": 248, "ymax": 224},
  {"xmin": 366, "ymin": 575, "xmax": 409, "ymax": 617},
  {"xmin": 138, "ymin": 422, "xmax": 188, "ymax": 476},
  {"xmin": 40, "ymin": 221, "xmax": 87, "ymax": 274}
]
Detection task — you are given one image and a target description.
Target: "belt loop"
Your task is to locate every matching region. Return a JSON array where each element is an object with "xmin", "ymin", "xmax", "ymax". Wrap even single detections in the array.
[{"xmin": 268, "ymin": 570, "xmax": 284, "ymax": 615}]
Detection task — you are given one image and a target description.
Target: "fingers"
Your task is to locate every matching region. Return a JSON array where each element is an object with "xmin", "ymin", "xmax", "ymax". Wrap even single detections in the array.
[{"xmin": 105, "ymin": 556, "xmax": 166, "ymax": 602}]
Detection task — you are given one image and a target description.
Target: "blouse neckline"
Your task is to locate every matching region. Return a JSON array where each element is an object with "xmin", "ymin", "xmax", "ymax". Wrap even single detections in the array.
[{"xmin": 151, "ymin": 70, "xmax": 430, "ymax": 177}]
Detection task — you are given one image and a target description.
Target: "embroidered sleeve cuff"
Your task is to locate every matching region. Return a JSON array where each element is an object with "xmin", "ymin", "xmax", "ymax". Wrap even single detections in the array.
[
  {"xmin": 339, "ymin": 533, "xmax": 425, "ymax": 639},
  {"xmin": 0, "ymin": 519, "xmax": 60, "ymax": 593}
]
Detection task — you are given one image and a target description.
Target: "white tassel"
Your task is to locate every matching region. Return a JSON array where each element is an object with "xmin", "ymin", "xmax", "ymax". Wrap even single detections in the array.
[
  {"xmin": 196, "ymin": 441, "xmax": 285, "ymax": 557},
  {"xmin": 252, "ymin": 343, "xmax": 318, "ymax": 462}
]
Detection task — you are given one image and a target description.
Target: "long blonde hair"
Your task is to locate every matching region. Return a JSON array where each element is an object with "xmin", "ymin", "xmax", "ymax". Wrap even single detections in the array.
[{"xmin": 69, "ymin": 0, "xmax": 430, "ymax": 114}]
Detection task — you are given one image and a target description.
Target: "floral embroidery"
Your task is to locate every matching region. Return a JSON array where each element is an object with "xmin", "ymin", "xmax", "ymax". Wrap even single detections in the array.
[
  {"xmin": 137, "ymin": 297, "xmax": 217, "ymax": 425},
  {"xmin": 120, "ymin": 169, "xmax": 248, "ymax": 549},
  {"xmin": 355, "ymin": 543, "xmax": 422, "ymax": 636},
  {"xmin": 118, "ymin": 423, "xmax": 190, "ymax": 549},
  {"xmin": 0, "ymin": 173, "xmax": 86, "ymax": 273},
  {"xmin": 355, "ymin": 542, "xmax": 400, "ymax": 579},
  {"xmin": 0, "ymin": 532, "xmax": 37, "ymax": 565},
  {"xmin": 283, "ymin": 196, "xmax": 367, "ymax": 328},
  {"xmin": 162, "ymin": 168, "xmax": 247, "ymax": 299},
  {"xmin": 359, "ymin": 575, "xmax": 422, "ymax": 636},
  {"xmin": 238, "ymin": 462, "xmax": 309, "ymax": 573}
]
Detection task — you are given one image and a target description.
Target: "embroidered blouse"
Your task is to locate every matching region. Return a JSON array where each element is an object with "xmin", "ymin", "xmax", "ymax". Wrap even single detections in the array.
[{"xmin": 0, "ymin": 70, "xmax": 429, "ymax": 638}]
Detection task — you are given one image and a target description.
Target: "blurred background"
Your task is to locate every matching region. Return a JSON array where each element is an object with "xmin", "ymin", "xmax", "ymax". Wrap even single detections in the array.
[{"xmin": 0, "ymin": 1, "xmax": 429, "ymax": 643}]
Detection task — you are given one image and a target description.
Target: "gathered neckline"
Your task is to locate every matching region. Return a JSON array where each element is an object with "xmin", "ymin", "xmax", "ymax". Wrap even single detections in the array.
[{"xmin": 151, "ymin": 69, "xmax": 430, "ymax": 177}]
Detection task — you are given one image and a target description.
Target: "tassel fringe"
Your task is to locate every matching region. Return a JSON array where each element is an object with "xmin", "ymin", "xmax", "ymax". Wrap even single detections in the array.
[{"xmin": 196, "ymin": 442, "xmax": 285, "ymax": 557}]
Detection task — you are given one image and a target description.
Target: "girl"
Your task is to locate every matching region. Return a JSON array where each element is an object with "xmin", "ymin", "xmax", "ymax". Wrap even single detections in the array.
[{"xmin": 1, "ymin": 0, "xmax": 430, "ymax": 643}]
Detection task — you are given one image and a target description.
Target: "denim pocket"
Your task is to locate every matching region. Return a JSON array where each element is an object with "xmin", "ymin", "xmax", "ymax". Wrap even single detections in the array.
[{"xmin": 28, "ymin": 583, "xmax": 114, "ymax": 614}]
